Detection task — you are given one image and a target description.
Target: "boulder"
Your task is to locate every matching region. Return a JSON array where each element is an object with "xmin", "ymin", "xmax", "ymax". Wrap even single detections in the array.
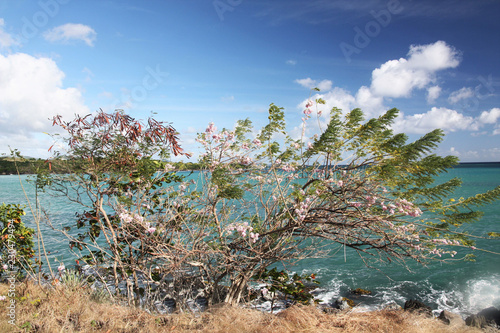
[
  {"xmin": 465, "ymin": 314, "xmax": 488, "ymax": 328},
  {"xmin": 403, "ymin": 299, "xmax": 433, "ymax": 317},
  {"xmin": 333, "ymin": 297, "xmax": 355, "ymax": 310},
  {"xmin": 351, "ymin": 288, "xmax": 372, "ymax": 295},
  {"xmin": 465, "ymin": 307, "xmax": 500, "ymax": 328},
  {"xmin": 383, "ymin": 301, "xmax": 401, "ymax": 311},
  {"xmin": 438, "ymin": 310, "xmax": 464, "ymax": 326},
  {"xmin": 477, "ymin": 307, "xmax": 500, "ymax": 326}
]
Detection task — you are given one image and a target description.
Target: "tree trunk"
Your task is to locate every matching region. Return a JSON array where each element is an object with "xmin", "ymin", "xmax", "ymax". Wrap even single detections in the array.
[{"xmin": 224, "ymin": 274, "xmax": 249, "ymax": 306}]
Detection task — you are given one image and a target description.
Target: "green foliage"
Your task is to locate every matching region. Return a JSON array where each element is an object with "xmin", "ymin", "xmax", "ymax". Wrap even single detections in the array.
[
  {"xmin": 254, "ymin": 267, "xmax": 320, "ymax": 306},
  {"xmin": 0, "ymin": 204, "xmax": 35, "ymax": 276},
  {"xmin": 37, "ymin": 98, "xmax": 500, "ymax": 309},
  {"xmin": 212, "ymin": 167, "xmax": 244, "ymax": 199}
]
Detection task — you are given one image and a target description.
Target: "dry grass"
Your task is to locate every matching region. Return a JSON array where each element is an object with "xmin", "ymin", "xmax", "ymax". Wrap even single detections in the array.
[{"xmin": 0, "ymin": 281, "xmax": 494, "ymax": 333}]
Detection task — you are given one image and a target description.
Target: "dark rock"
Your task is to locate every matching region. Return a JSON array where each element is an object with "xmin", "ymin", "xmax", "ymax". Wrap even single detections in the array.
[
  {"xmin": 438, "ymin": 310, "xmax": 464, "ymax": 326},
  {"xmin": 465, "ymin": 314, "xmax": 488, "ymax": 328},
  {"xmin": 477, "ymin": 307, "xmax": 500, "ymax": 326},
  {"xmin": 403, "ymin": 299, "xmax": 432, "ymax": 317},
  {"xmin": 333, "ymin": 297, "xmax": 355, "ymax": 310},
  {"xmin": 351, "ymin": 288, "xmax": 372, "ymax": 295},
  {"xmin": 466, "ymin": 307, "xmax": 500, "ymax": 328}
]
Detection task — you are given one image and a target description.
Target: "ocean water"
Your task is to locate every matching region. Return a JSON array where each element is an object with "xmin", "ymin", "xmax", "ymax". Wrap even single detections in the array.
[{"xmin": 1, "ymin": 164, "xmax": 499, "ymax": 316}]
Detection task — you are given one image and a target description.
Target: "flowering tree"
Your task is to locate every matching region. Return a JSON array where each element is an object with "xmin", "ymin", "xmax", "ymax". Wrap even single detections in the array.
[
  {"xmin": 43, "ymin": 101, "xmax": 500, "ymax": 309},
  {"xmin": 46, "ymin": 110, "xmax": 193, "ymax": 305},
  {"xmin": 186, "ymin": 99, "xmax": 500, "ymax": 305}
]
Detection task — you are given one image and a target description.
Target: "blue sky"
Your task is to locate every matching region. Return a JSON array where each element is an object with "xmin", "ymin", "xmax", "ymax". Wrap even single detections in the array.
[{"xmin": 0, "ymin": 0, "xmax": 499, "ymax": 161}]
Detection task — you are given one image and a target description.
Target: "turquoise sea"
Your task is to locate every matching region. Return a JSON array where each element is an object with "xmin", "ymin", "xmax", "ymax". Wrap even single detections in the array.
[{"xmin": 1, "ymin": 164, "xmax": 499, "ymax": 316}]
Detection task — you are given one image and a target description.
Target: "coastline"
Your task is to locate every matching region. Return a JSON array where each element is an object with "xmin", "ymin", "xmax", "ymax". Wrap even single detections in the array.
[{"xmin": 1, "ymin": 280, "xmax": 498, "ymax": 332}]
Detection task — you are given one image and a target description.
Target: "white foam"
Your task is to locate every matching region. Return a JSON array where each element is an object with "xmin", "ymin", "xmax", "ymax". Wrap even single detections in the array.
[{"xmin": 466, "ymin": 274, "xmax": 500, "ymax": 314}]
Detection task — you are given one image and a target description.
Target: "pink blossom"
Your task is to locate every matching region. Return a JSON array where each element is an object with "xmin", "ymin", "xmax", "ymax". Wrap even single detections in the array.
[
  {"xmin": 240, "ymin": 156, "xmax": 252, "ymax": 165},
  {"xmin": 205, "ymin": 122, "xmax": 217, "ymax": 134},
  {"xmin": 253, "ymin": 138, "xmax": 262, "ymax": 146},
  {"xmin": 250, "ymin": 232, "xmax": 259, "ymax": 243},
  {"xmin": 2, "ymin": 264, "xmax": 7, "ymax": 270},
  {"xmin": 147, "ymin": 227, "xmax": 156, "ymax": 234},
  {"xmin": 58, "ymin": 264, "xmax": 65, "ymax": 272}
]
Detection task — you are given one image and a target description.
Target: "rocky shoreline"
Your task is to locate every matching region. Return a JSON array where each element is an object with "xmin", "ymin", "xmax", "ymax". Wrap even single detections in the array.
[{"xmin": 68, "ymin": 264, "xmax": 500, "ymax": 331}]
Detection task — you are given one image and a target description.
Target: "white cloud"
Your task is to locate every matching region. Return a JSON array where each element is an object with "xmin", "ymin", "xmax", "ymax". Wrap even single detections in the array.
[
  {"xmin": 447, "ymin": 147, "xmax": 479, "ymax": 160},
  {"xmin": 310, "ymin": 87, "xmax": 356, "ymax": 115},
  {"xmin": 478, "ymin": 108, "xmax": 500, "ymax": 124},
  {"xmin": 295, "ymin": 78, "xmax": 333, "ymax": 91},
  {"xmin": 286, "ymin": 59, "xmax": 297, "ymax": 65},
  {"xmin": 393, "ymin": 107, "xmax": 500, "ymax": 135},
  {"xmin": 0, "ymin": 18, "xmax": 19, "ymax": 50},
  {"xmin": 295, "ymin": 78, "xmax": 315, "ymax": 88},
  {"xmin": 44, "ymin": 23, "xmax": 97, "ymax": 46},
  {"xmin": 448, "ymin": 87, "xmax": 474, "ymax": 104},
  {"xmin": 427, "ymin": 85, "xmax": 441, "ymax": 104},
  {"xmin": 296, "ymin": 42, "xmax": 499, "ymax": 141},
  {"xmin": 393, "ymin": 107, "xmax": 474, "ymax": 134},
  {"xmin": 354, "ymin": 86, "xmax": 384, "ymax": 117},
  {"xmin": 0, "ymin": 53, "xmax": 89, "ymax": 155},
  {"xmin": 370, "ymin": 41, "xmax": 460, "ymax": 98}
]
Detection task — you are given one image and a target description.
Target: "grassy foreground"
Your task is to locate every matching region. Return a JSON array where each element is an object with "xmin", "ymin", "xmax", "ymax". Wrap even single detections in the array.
[{"xmin": 0, "ymin": 281, "xmax": 495, "ymax": 333}]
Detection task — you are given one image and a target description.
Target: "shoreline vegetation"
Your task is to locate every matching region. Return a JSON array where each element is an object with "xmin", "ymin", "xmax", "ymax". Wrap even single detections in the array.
[
  {"xmin": 1, "ymin": 156, "xmax": 500, "ymax": 175},
  {"xmin": 2, "ymin": 107, "xmax": 500, "ymax": 332},
  {"xmin": 1, "ymin": 280, "xmax": 497, "ymax": 333}
]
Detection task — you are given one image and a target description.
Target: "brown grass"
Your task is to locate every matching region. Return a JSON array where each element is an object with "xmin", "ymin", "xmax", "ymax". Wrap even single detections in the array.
[{"xmin": 0, "ymin": 281, "xmax": 494, "ymax": 333}]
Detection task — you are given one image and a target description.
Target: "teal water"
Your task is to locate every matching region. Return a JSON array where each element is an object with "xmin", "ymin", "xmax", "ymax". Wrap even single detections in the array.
[{"xmin": 0, "ymin": 165, "xmax": 499, "ymax": 316}]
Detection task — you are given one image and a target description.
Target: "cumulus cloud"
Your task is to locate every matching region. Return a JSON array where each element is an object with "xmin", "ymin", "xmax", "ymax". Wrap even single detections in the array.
[
  {"xmin": 427, "ymin": 85, "xmax": 441, "ymax": 104},
  {"xmin": 0, "ymin": 53, "xmax": 89, "ymax": 154},
  {"xmin": 295, "ymin": 42, "xmax": 499, "ymax": 139},
  {"xmin": 448, "ymin": 87, "xmax": 474, "ymax": 104},
  {"xmin": 307, "ymin": 87, "xmax": 356, "ymax": 115},
  {"xmin": 393, "ymin": 107, "xmax": 474, "ymax": 134},
  {"xmin": 370, "ymin": 41, "xmax": 460, "ymax": 98},
  {"xmin": 393, "ymin": 107, "xmax": 500, "ymax": 135},
  {"xmin": 478, "ymin": 108, "xmax": 500, "ymax": 124},
  {"xmin": 44, "ymin": 23, "xmax": 97, "ymax": 46},
  {"xmin": 354, "ymin": 86, "xmax": 384, "ymax": 117},
  {"xmin": 295, "ymin": 78, "xmax": 333, "ymax": 91}
]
